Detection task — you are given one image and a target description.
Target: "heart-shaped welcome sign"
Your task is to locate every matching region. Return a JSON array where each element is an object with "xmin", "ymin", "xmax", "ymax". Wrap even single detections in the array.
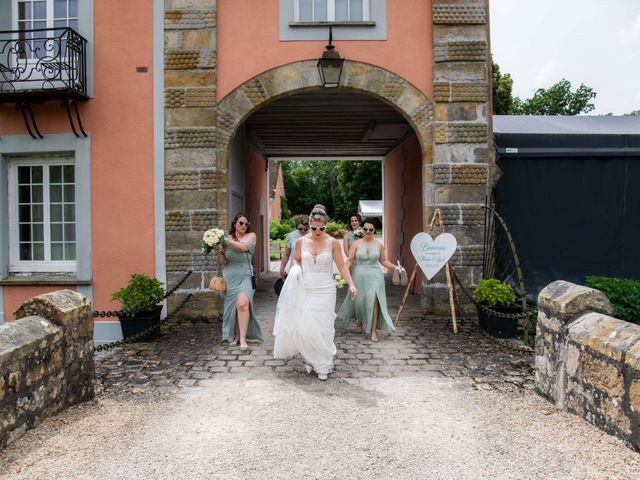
[{"xmin": 410, "ymin": 232, "xmax": 457, "ymax": 280}]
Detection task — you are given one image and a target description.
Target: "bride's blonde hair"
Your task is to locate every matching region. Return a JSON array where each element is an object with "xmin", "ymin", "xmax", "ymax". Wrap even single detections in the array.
[{"xmin": 309, "ymin": 204, "xmax": 328, "ymax": 224}]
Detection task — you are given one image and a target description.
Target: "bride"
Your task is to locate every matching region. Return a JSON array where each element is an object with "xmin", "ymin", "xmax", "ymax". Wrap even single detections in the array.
[{"xmin": 273, "ymin": 204, "xmax": 357, "ymax": 381}]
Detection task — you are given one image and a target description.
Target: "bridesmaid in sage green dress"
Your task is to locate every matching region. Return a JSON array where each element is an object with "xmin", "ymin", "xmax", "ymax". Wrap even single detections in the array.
[
  {"xmin": 337, "ymin": 218, "xmax": 397, "ymax": 342},
  {"xmin": 342, "ymin": 213, "xmax": 362, "ymax": 256},
  {"xmin": 217, "ymin": 213, "xmax": 263, "ymax": 350}
]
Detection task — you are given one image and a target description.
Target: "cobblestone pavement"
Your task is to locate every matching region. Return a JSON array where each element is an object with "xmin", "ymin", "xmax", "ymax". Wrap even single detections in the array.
[{"xmin": 96, "ymin": 272, "xmax": 534, "ymax": 396}]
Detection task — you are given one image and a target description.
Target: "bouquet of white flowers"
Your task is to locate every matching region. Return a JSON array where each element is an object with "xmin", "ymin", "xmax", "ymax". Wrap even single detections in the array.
[
  {"xmin": 334, "ymin": 273, "xmax": 347, "ymax": 288},
  {"xmin": 353, "ymin": 227, "xmax": 364, "ymax": 239},
  {"xmin": 201, "ymin": 227, "xmax": 227, "ymax": 255}
]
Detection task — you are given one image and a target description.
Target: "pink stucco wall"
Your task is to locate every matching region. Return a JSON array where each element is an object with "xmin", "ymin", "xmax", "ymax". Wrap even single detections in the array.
[
  {"xmin": 217, "ymin": 0, "xmax": 433, "ymax": 101},
  {"xmin": 1, "ymin": 0, "xmax": 156, "ymax": 320},
  {"xmin": 244, "ymin": 144, "xmax": 269, "ymax": 276}
]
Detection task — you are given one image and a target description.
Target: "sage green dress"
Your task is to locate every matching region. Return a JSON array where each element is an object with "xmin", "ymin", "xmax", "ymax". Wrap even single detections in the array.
[
  {"xmin": 222, "ymin": 241, "xmax": 263, "ymax": 343},
  {"xmin": 346, "ymin": 230, "xmax": 357, "ymax": 250},
  {"xmin": 337, "ymin": 242, "xmax": 395, "ymax": 334}
]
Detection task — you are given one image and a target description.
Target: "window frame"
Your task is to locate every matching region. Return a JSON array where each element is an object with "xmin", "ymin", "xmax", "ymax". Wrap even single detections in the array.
[
  {"xmin": 294, "ymin": 0, "xmax": 370, "ymax": 23},
  {"xmin": 8, "ymin": 155, "xmax": 77, "ymax": 273}
]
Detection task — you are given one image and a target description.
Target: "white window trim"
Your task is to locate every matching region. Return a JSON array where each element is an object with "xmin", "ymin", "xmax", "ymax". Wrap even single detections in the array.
[
  {"xmin": 8, "ymin": 155, "xmax": 77, "ymax": 273},
  {"xmin": 294, "ymin": 0, "xmax": 370, "ymax": 22}
]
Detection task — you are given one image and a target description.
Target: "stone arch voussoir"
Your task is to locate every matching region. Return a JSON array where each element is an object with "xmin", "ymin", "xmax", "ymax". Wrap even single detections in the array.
[{"xmin": 216, "ymin": 60, "xmax": 434, "ymax": 155}]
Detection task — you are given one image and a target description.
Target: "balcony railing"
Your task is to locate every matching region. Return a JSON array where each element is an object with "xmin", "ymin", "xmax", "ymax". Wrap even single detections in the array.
[{"xmin": 0, "ymin": 27, "xmax": 88, "ymax": 102}]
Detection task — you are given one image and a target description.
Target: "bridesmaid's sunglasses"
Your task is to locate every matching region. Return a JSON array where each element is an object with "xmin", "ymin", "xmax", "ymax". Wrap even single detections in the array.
[
  {"xmin": 310, "ymin": 226, "xmax": 326, "ymax": 232},
  {"xmin": 298, "ymin": 226, "xmax": 309, "ymax": 231},
  {"xmin": 238, "ymin": 221, "xmax": 250, "ymax": 227}
]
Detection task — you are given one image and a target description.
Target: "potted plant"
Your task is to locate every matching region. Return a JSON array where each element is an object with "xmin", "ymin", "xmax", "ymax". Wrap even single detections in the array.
[
  {"xmin": 112, "ymin": 273, "xmax": 166, "ymax": 340},
  {"xmin": 473, "ymin": 278, "xmax": 521, "ymax": 338}
]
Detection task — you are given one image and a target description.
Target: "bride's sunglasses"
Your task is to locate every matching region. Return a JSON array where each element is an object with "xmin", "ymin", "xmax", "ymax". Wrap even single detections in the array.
[
  {"xmin": 363, "ymin": 227, "xmax": 374, "ymax": 232},
  {"xmin": 237, "ymin": 220, "xmax": 250, "ymax": 227},
  {"xmin": 310, "ymin": 226, "xmax": 326, "ymax": 232}
]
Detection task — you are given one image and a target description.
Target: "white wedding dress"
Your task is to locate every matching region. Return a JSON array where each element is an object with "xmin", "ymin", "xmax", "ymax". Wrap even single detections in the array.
[{"xmin": 273, "ymin": 237, "xmax": 337, "ymax": 374}]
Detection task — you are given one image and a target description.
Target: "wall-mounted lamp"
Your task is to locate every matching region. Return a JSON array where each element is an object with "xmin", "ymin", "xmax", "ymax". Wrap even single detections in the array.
[{"xmin": 317, "ymin": 27, "xmax": 344, "ymax": 88}]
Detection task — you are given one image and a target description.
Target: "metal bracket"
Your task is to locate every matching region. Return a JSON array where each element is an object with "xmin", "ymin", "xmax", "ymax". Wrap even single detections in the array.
[
  {"xmin": 62, "ymin": 98, "xmax": 88, "ymax": 138},
  {"xmin": 15, "ymin": 99, "xmax": 43, "ymax": 139}
]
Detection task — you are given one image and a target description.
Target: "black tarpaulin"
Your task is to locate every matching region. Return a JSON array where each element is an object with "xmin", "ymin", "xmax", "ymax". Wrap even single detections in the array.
[{"xmin": 492, "ymin": 116, "xmax": 640, "ymax": 301}]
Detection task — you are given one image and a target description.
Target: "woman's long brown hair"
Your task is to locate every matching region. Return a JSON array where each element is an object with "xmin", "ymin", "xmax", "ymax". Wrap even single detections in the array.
[{"xmin": 229, "ymin": 212, "xmax": 250, "ymax": 240}]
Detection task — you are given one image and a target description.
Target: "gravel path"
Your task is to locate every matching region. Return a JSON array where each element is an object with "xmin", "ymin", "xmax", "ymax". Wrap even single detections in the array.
[{"xmin": 2, "ymin": 375, "xmax": 639, "ymax": 479}]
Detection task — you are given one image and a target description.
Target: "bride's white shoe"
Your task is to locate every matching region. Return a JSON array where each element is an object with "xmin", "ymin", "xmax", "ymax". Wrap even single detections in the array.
[
  {"xmin": 304, "ymin": 364, "xmax": 313, "ymax": 374},
  {"xmin": 317, "ymin": 373, "xmax": 328, "ymax": 381}
]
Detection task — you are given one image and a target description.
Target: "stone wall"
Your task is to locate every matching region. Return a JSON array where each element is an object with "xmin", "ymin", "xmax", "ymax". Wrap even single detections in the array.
[
  {"xmin": 535, "ymin": 280, "xmax": 640, "ymax": 451},
  {"xmin": 0, "ymin": 290, "xmax": 94, "ymax": 450},
  {"xmin": 164, "ymin": 0, "xmax": 223, "ymax": 319},
  {"xmin": 426, "ymin": 0, "xmax": 491, "ymax": 314}
]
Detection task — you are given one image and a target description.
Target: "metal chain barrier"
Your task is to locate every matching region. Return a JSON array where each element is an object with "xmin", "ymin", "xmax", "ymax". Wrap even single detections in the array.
[
  {"xmin": 94, "ymin": 293, "xmax": 193, "ymax": 352},
  {"xmin": 92, "ymin": 270, "xmax": 193, "ymax": 318},
  {"xmin": 449, "ymin": 266, "xmax": 536, "ymax": 353}
]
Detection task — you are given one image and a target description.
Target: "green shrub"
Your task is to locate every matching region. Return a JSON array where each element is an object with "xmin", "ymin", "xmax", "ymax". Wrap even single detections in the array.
[
  {"xmin": 269, "ymin": 220, "xmax": 294, "ymax": 240},
  {"xmin": 325, "ymin": 220, "xmax": 347, "ymax": 238},
  {"xmin": 112, "ymin": 273, "xmax": 165, "ymax": 315},
  {"xmin": 473, "ymin": 279, "xmax": 516, "ymax": 307},
  {"xmin": 584, "ymin": 276, "xmax": 640, "ymax": 325}
]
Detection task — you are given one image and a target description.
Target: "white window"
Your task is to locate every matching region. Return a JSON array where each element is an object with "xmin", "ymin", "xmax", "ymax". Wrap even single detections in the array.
[
  {"xmin": 295, "ymin": 0, "xmax": 370, "ymax": 22},
  {"xmin": 15, "ymin": 0, "xmax": 78, "ymax": 30},
  {"xmin": 8, "ymin": 156, "xmax": 77, "ymax": 272},
  {"xmin": 13, "ymin": 0, "xmax": 79, "ymax": 59}
]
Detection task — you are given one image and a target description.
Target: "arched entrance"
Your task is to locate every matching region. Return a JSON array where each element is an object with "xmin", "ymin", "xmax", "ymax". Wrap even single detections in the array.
[{"xmin": 165, "ymin": 60, "xmax": 436, "ymax": 318}]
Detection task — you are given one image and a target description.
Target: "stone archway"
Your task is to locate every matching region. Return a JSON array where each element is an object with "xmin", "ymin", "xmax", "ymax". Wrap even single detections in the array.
[
  {"xmin": 165, "ymin": 58, "xmax": 488, "ymax": 318},
  {"xmin": 164, "ymin": 61, "xmax": 437, "ymax": 318},
  {"xmin": 216, "ymin": 60, "xmax": 434, "ymax": 166}
]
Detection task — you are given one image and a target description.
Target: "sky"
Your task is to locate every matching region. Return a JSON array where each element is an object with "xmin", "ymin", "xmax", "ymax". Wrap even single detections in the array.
[{"xmin": 489, "ymin": 0, "xmax": 640, "ymax": 115}]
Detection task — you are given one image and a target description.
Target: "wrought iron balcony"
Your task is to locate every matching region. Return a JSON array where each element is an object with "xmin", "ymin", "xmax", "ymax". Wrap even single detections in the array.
[
  {"xmin": 0, "ymin": 27, "xmax": 88, "ymax": 138},
  {"xmin": 0, "ymin": 27, "xmax": 88, "ymax": 102}
]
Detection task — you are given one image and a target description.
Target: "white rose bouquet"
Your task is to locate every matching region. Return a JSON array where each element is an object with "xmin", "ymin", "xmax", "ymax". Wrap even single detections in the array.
[
  {"xmin": 334, "ymin": 273, "xmax": 347, "ymax": 288},
  {"xmin": 201, "ymin": 227, "xmax": 227, "ymax": 255},
  {"xmin": 353, "ymin": 226, "xmax": 364, "ymax": 239}
]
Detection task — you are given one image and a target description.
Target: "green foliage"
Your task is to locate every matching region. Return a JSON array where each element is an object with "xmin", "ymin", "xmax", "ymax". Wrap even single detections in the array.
[
  {"xmin": 281, "ymin": 160, "xmax": 382, "ymax": 222},
  {"xmin": 281, "ymin": 161, "xmax": 336, "ymax": 218},
  {"xmin": 333, "ymin": 161, "xmax": 382, "ymax": 221},
  {"xmin": 325, "ymin": 220, "xmax": 347, "ymax": 238},
  {"xmin": 269, "ymin": 220, "xmax": 294, "ymax": 240},
  {"xmin": 280, "ymin": 196, "xmax": 292, "ymax": 220},
  {"xmin": 584, "ymin": 276, "xmax": 640, "ymax": 325},
  {"xmin": 112, "ymin": 273, "xmax": 165, "ymax": 314},
  {"xmin": 491, "ymin": 61, "xmax": 597, "ymax": 116},
  {"xmin": 512, "ymin": 79, "xmax": 597, "ymax": 115},
  {"xmin": 473, "ymin": 279, "xmax": 516, "ymax": 307},
  {"xmin": 492, "ymin": 61, "xmax": 514, "ymax": 115}
]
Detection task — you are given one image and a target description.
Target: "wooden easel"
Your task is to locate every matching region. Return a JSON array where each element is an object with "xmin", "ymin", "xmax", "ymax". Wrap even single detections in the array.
[{"xmin": 393, "ymin": 208, "xmax": 459, "ymax": 333}]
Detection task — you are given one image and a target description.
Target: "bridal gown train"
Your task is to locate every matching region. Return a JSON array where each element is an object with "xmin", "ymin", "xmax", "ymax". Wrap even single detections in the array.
[{"xmin": 273, "ymin": 237, "xmax": 336, "ymax": 375}]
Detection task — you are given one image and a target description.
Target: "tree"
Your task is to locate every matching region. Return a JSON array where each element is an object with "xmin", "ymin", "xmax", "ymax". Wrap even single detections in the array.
[
  {"xmin": 280, "ymin": 160, "xmax": 382, "ymax": 222},
  {"xmin": 491, "ymin": 61, "xmax": 597, "ymax": 116},
  {"xmin": 492, "ymin": 61, "xmax": 514, "ymax": 115},
  {"xmin": 333, "ymin": 161, "xmax": 382, "ymax": 222},
  {"xmin": 512, "ymin": 79, "xmax": 597, "ymax": 115},
  {"xmin": 280, "ymin": 161, "xmax": 335, "ymax": 218},
  {"xmin": 625, "ymin": 110, "xmax": 640, "ymax": 116}
]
